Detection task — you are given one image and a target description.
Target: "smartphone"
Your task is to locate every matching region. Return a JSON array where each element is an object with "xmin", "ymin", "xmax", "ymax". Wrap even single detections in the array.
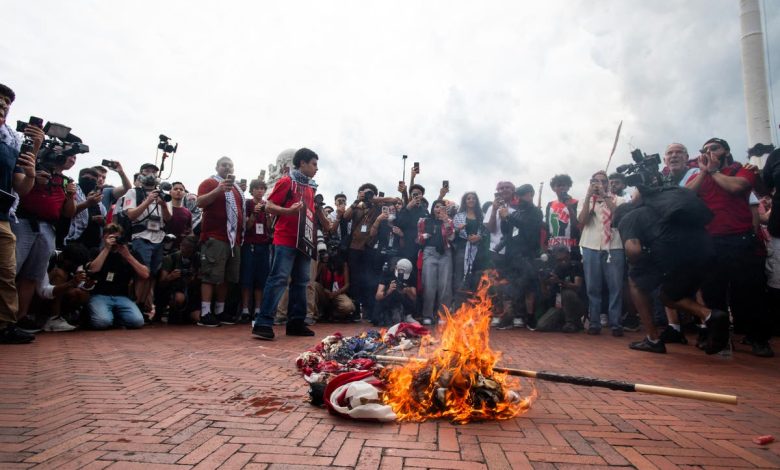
[
  {"xmin": 29, "ymin": 116, "xmax": 44, "ymax": 128},
  {"xmin": 259, "ymin": 170, "xmax": 266, "ymax": 181},
  {"xmin": 378, "ymin": 191, "xmax": 385, "ymax": 197},
  {"xmin": 226, "ymin": 174, "xmax": 235, "ymax": 184},
  {"xmin": 494, "ymin": 191, "xmax": 500, "ymax": 199},
  {"xmin": 443, "ymin": 180, "xmax": 449, "ymax": 189},
  {"xmin": 382, "ymin": 206, "xmax": 389, "ymax": 215},
  {"xmin": 101, "ymin": 159, "xmax": 117, "ymax": 169},
  {"xmin": 413, "ymin": 161, "xmax": 420, "ymax": 173}
]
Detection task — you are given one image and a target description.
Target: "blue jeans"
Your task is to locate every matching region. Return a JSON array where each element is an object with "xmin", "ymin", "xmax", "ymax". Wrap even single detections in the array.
[
  {"xmin": 581, "ymin": 248, "xmax": 625, "ymax": 330},
  {"xmin": 254, "ymin": 245, "xmax": 311, "ymax": 327},
  {"xmin": 88, "ymin": 295, "xmax": 144, "ymax": 329},
  {"xmin": 131, "ymin": 238, "xmax": 163, "ymax": 275}
]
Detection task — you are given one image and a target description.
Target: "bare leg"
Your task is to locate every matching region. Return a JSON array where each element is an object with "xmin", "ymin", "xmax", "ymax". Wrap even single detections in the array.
[{"xmin": 16, "ymin": 279, "xmax": 36, "ymax": 320}]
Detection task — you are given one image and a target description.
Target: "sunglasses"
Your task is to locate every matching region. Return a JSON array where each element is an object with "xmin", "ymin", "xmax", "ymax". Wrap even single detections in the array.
[{"xmin": 700, "ymin": 144, "xmax": 722, "ymax": 154}]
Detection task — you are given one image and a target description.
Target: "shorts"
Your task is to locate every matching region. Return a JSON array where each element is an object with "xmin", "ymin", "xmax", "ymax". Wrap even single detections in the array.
[
  {"xmin": 13, "ymin": 219, "xmax": 55, "ymax": 282},
  {"xmin": 131, "ymin": 238, "xmax": 164, "ymax": 275},
  {"xmin": 629, "ymin": 260, "xmax": 705, "ymax": 302},
  {"xmin": 240, "ymin": 243, "xmax": 271, "ymax": 289},
  {"xmin": 200, "ymin": 238, "xmax": 240, "ymax": 284}
]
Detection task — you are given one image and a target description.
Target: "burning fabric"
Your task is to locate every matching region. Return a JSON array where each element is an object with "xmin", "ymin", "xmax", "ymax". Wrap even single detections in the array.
[{"xmin": 296, "ymin": 276, "xmax": 536, "ymax": 424}]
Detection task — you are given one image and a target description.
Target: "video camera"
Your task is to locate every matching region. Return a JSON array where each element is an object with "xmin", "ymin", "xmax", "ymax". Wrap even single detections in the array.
[
  {"xmin": 17, "ymin": 118, "xmax": 90, "ymax": 173},
  {"xmin": 157, "ymin": 134, "xmax": 178, "ymax": 154},
  {"xmin": 616, "ymin": 148, "xmax": 662, "ymax": 188}
]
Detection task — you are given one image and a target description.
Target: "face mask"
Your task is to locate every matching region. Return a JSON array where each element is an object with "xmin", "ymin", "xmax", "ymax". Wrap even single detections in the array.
[
  {"xmin": 140, "ymin": 174, "xmax": 158, "ymax": 186},
  {"xmin": 79, "ymin": 177, "xmax": 97, "ymax": 194}
]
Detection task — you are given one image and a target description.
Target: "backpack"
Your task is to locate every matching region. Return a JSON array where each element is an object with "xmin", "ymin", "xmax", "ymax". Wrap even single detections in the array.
[{"xmin": 113, "ymin": 189, "xmax": 151, "ymax": 241}]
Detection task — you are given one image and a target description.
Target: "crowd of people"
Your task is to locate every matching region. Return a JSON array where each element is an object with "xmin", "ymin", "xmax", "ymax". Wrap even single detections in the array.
[{"xmin": 0, "ymin": 82, "xmax": 777, "ymax": 359}]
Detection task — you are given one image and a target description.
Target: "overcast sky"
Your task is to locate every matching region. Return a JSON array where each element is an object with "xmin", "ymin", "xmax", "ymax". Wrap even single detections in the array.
[{"xmin": 3, "ymin": 0, "xmax": 778, "ymax": 206}]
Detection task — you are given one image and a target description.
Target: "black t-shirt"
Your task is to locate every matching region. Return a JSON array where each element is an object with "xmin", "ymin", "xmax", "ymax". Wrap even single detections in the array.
[
  {"xmin": 618, "ymin": 205, "xmax": 710, "ymax": 273},
  {"xmin": 91, "ymin": 250, "xmax": 142, "ymax": 297},
  {"xmin": 763, "ymin": 150, "xmax": 780, "ymax": 237},
  {"xmin": 0, "ymin": 142, "xmax": 22, "ymax": 220}
]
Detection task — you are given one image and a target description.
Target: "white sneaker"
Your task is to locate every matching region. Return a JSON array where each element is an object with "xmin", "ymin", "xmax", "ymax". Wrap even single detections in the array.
[
  {"xmin": 513, "ymin": 317, "xmax": 525, "ymax": 328},
  {"xmin": 43, "ymin": 316, "xmax": 77, "ymax": 332},
  {"xmin": 404, "ymin": 315, "xmax": 418, "ymax": 324},
  {"xmin": 490, "ymin": 317, "xmax": 501, "ymax": 327},
  {"xmin": 600, "ymin": 314, "xmax": 608, "ymax": 327},
  {"xmin": 421, "ymin": 318, "xmax": 433, "ymax": 326}
]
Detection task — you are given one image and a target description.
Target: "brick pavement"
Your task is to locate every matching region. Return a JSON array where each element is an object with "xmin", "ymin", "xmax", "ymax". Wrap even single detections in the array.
[{"xmin": 0, "ymin": 323, "xmax": 778, "ymax": 469}]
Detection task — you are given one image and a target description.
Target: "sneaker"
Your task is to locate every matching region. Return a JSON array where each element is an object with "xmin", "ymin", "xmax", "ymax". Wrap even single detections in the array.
[
  {"xmin": 304, "ymin": 317, "xmax": 316, "ymax": 326},
  {"xmin": 629, "ymin": 337, "xmax": 667, "ymax": 354},
  {"xmin": 587, "ymin": 327, "xmax": 600, "ymax": 335},
  {"xmin": 251, "ymin": 324, "xmax": 275, "ymax": 340},
  {"xmin": 286, "ymin": 320, "xmax": 315, "ymax": 336},
  {"xmin": 237, "ymin": 313, "xmax": 252, "ymax": 325},
  {"xmin": 751, "ymin": 341, "xmax": 775, "ymax": 358},
  {"xmin": 561, "ymin": 322, "xmax": 581, "ymax": 333},
  {"xmin": 622, "ymin": 316, "xmax": 641, "ymax": 332},
  {"xmin": 421, "ymin": 318, "xmax": 433, "ymax": 326},
  {"xmin": 611, "ymin": 328, "xmax": 624, "ymax": 337},
  {"xmin": 273, "ymin": 317, "xmax": 287, "ymax": 325},
  {"xmin": 197, "ymin": 313, "xmax": 220, "ymax": 327},
  {"xmin": 42, "ymin": 316, "xmax": 77, "ymax": 332},
  {"xmin": 599, "ymin": 314, "xmax": 608, "ymax": 327},
  {"xmin": 16, "ymin": 317, "xmax": 42, "ymax": 334},
  {"xmin": 704, "ymin": 309, "xmax": 730, "ymax": 355},
  {"xmin": 659, "ymin": 326, "xmax": 687, "ymax": 345},
  {"xmin": 513, "ymin": 317, "xmax": 525, "ymax": 328},
  {"xmin": 490, "ymin": 317, "xmax": 501, "ymax": 327},
  {"xmin": 218, "ymin": 313, "xmax": 237, "ymax": 325},
  {"xmin": 496, "ymin": 317, "xmax": 515, "ymax": 330},
  {"xmin": 404, "ymin": 314, "xmax": 418, "ymax": 324},
  {"xmin": 0, "ymin": 324, "xmax": 35, "ymax": 344}
]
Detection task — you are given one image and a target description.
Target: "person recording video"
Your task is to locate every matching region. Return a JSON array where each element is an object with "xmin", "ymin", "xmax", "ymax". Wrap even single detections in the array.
[
  {"xmin": 375, "ymin": 258, "xmax": 417, "ymax": 326},
  {"xmin": 120, "ymin": 163, "xmax": 172, "ymax": 320},
  {"xmin": 0, "ymin": 84, "xmax": 39, "ymax": 344}
]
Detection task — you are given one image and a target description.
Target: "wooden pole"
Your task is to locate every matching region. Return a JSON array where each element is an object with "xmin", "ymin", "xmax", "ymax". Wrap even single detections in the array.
[{"xmin": 373, "ymin": 355, "xmax": 738, "ymax": 405}]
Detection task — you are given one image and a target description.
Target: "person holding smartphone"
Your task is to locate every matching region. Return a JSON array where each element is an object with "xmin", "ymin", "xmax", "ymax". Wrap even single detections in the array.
[{"xmin": 196, "ymin": 157, "xmax": 245, "ymax": 326}]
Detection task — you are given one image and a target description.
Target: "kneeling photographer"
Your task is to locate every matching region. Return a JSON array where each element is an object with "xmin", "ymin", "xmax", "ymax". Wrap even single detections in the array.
[
  {"xmin": 314, "ymin": 242, "xmax": 355, "ymax": 323},
  {"xmin": 87, "ymin": 224, "xmax": 150, "ymax": 329},
  {"xmin": 615, "ymin": 154, "xmax": 729, "ymax": 355},
  {"xmin": 159, "ymin": 236, "xmax": 200, "ymax": 324},
  {"xmin": 374, "ymin": 258, "xmax": 417, "ymax": 326},
  {"xmin": 120, "ymin": 163, "xmax": 172, "ymax": 319}
]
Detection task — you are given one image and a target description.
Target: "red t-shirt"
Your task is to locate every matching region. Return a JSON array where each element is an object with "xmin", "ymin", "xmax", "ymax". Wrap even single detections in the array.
[
  {"xmin": 268, "ymin": 175, "xmax": 313, "ymax": 248},
  {"xmin": 197, "ymin": 178, "xmax": 244, "ymax": 244},
  {"xmin": 244, "ymin": 199, "xmax": 271, "ymax": 245},
  {"xmin": 687, "ymin": 165, "xmax": 755, "ymax": 236},
  {"xmin": 18, "ymin": 177, "xmax": 67, "ymax": 223}
]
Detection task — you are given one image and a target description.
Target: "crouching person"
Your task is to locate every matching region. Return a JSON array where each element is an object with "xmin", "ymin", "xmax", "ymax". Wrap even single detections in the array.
[
  {"xmin": 87, "ymin": 224, "xmax": 149, "ymax": 329},
  {"xmin": 536, "ymin": 246, "xmax": 585, "ymax": 332},
  {"xmin": 374, "ymin": 258, "xmax": 417, "ymax": 326},
  {"xmin": 314, "ymin": 247, "xmax": 354, "ymax": 322}
]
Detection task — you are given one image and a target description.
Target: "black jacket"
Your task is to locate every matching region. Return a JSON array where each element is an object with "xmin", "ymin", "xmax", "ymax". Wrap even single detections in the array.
[{"xmin": 500, "ymin": 201, "xmax": 543, "ymax": 260}]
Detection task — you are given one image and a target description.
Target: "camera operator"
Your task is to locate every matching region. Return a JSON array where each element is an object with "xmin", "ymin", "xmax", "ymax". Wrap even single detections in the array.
[
  {"xmin": 662, "ymin": 143, "xmax": 699, "ymax": 187},
  {"xmin": 0, "ymin": 86, "xmax": 39, "ymax": 343},
  {"xmin": 239, "ymin": 179, "xmax": 271, "ymax": 324},
  {"xmin": 498, "ymin": 184, "xmax": 543, "ymax": 329},
  {"xmin": 86, "ymin": 224, "xmax": 149, "ymax": 329},
  {"xmin": 65, "ymin": 168, "xmax": 106, "ymax": 249},
  {"xmin": 536, "ymin": 246, "xmax": 585, "ymax": 333},
  {"xmin": 159, "ymin": 235, "xmax": 200, "ymax": 324},
  {"xmin": 13, "ymin": 128, "xmax": 77, "ymax": 334},
  {"xmin": 577, "ymin": 171, "xmax": 625, "ymax": 336},
  {"xmin": 375, "ymin": 258, "xmax": 417, "ymax": 326},
  {"xmin": 616, "ymin": 188, "xmax": 730, "ymax": 354},
  {"xmin": 121, "ymin": 163, "xmax": 171, "ymax": 319},
  {"xmin": 685, "ymin": 137, "xmax": 772, "ymax": 357},
  {"xmin": 314, "ymin": 245, "xmax": 355, "ymax": 322}
]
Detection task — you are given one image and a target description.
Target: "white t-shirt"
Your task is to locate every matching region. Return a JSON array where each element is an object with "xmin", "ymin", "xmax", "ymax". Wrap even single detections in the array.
[
  {"xmin": 484, "ymin": 205, "xmax": 514, "ymax": 254},
  {"xmin": 121, "ymin": 188, "xmax": 170, "ymax": 244},
  {"xmin": 577, "ymin": 197, "xmax": 624, "ymax": 251}
]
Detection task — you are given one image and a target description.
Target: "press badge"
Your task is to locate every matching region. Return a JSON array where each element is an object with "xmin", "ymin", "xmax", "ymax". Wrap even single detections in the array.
[
  {"xmin": 256, "ymin": 223, "xmax": 264, "ymax": 235},
  {"xmin": 147, "ymin": 215, "xmax": 161, "ymax": 231},
  {"xmin": 106, "ymin": 272, "xmax": 115, "ymax": 282},
  {"xmin": 361, "ymin": 224, "xmax": 368, "ymax": 233}
]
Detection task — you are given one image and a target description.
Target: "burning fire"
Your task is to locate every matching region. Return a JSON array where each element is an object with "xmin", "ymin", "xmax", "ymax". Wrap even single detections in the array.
[{"xmin": 381, "ymin": 274, "xmax": 536, "ymax": 423}]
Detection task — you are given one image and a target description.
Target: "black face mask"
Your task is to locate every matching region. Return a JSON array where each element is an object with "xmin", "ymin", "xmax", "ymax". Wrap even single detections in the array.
[{"xmin": 79, "ymin": 177, "xmax": 97, "ymax": 195}]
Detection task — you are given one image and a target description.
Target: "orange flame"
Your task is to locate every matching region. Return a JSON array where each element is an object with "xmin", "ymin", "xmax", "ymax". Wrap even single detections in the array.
[{"xmin": 381, "ymin": 273, "xmax": 536, "ymax": 423}]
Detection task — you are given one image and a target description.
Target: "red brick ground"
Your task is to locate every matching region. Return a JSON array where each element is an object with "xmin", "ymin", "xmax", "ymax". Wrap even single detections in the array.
[{"xmin": 0, "ymin": 323, "xmax": 778, "ymax": 469}]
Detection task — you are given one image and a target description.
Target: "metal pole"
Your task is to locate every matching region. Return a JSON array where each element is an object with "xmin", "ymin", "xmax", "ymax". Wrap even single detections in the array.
[{"xmin": 740, "ymin": 0, "xmax": 773, "ymax": 167}]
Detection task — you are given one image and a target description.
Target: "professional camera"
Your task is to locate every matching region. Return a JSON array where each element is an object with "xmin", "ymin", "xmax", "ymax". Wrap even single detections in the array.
[
  {"xmin": 157, "ymin": 134, "xmax": 178, "ymax": 153},
  {"xmin": 31, "ymin": 120, "xmax": 90, "ymax": 173},
  {"xmin": 314, "ymin": 193, "xmax": 325, "ymax": 208},
  {"xmin": 616, "ymin": 148, "xmax": 662, "ymax": 188},
  {"xmin": 363, "ymin": 189, "xmax": 375, "ymax": 203},
  {"xmin": 158, "ymin": 181, "xmax": 173, "ymax": 202}
]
